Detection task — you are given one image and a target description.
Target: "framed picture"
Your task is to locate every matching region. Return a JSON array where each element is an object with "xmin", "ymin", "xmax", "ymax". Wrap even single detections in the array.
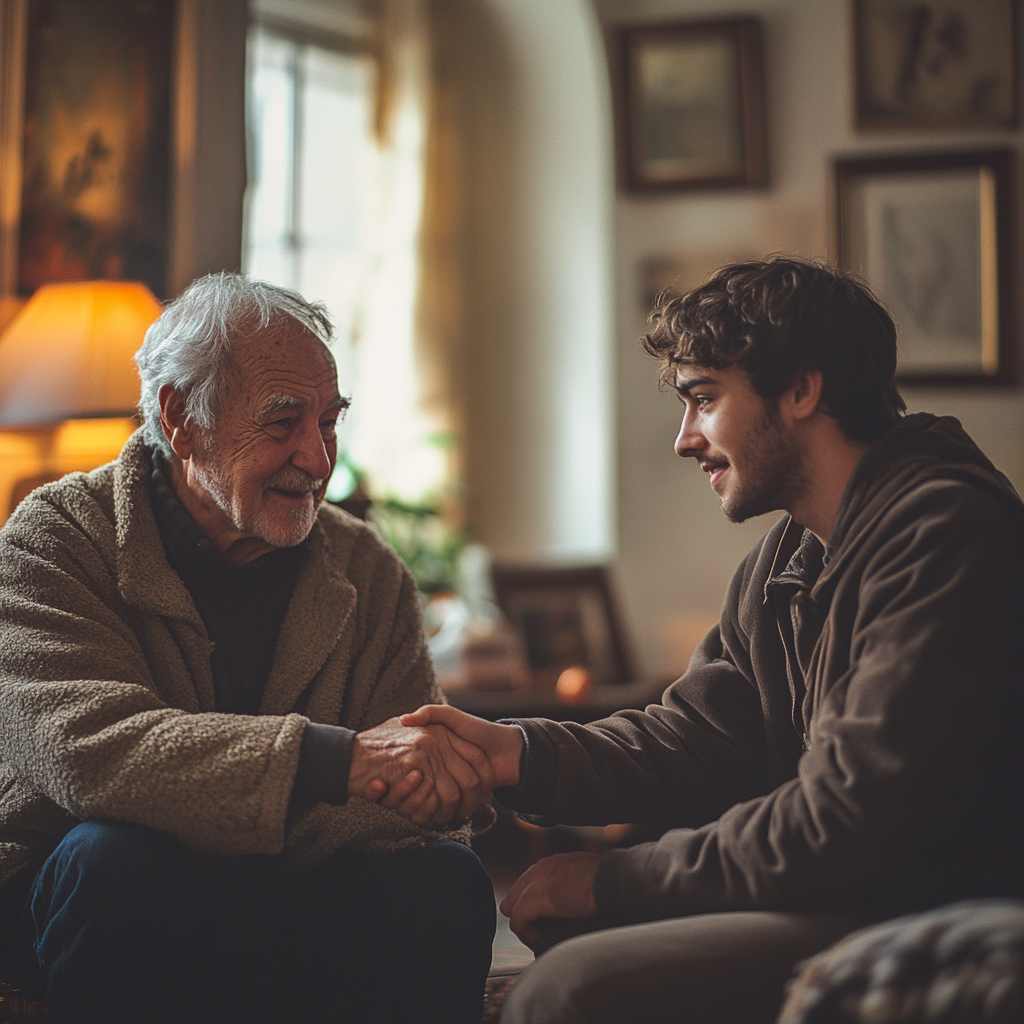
[
  {"xmin": 853, "ymin": 0, "xmax": 1018, "ymax": 131},
  {"xmin": 615, "ymin": 18, "xmax": 767, "ymax": 192},
  {"xmin": 16, "ymin": 0, "xmax": 174, "ymax": 298},
  {"xmin": 835, "ymin": 149, "xmax": 1016, "ymax": 384},
  {"xmin": 492, "ymin": 566, "xmax": 634, "ymax": 688}
]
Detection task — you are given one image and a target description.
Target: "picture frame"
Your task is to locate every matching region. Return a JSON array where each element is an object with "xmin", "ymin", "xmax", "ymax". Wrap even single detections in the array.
[
  {"xmin": 615, "ymin": 18, "xmax": 767, "ymax": 192},
  {"xmin": 835, "ymin": 148, "xmax": 1016, "ymax": 385},
  {"xmin": 492, "ymin": 565, "xmax": 634, "ymax": 688},
  {"xmin": 15, "ymin": 0, "xmax": 175, "ymax": 298},
  {"xmin": 853, "ymin": 0, "xmax": 1018, "ymax": 131}
]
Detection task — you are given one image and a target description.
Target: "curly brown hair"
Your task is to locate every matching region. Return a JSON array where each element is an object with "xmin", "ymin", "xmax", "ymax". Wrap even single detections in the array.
[{"xmin": 642, "ymin": 255, "xmax": 906, "ymax": 442}]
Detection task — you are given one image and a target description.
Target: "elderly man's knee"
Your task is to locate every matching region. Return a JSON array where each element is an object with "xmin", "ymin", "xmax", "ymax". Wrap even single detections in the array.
[
  {"xmin": 48, "ymin": 820, "xmax": 183, "ymax": 878},
  {"xmin": 34, "ymin": 820, "xmax": 191, "ymax": 917},
  {"xmin": 403, "ymin": 841, "xmax": 496, "ymax": 950}
]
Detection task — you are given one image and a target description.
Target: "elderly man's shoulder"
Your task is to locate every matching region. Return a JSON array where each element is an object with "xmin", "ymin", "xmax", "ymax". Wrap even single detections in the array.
[{"xmin": 2, "ymin": 458, "xmax": 120, "ymax": 554}]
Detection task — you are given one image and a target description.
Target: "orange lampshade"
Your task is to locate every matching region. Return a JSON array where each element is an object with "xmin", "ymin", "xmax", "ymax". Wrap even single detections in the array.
[{"xmin": 0, "ymin": 281, "xmax": 162, "ymax": 425}]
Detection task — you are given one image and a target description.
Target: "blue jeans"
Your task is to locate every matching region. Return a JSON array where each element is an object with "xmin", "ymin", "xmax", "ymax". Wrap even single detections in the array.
[{"xmin": 27, "ymin": 820, "xmax": 495, "ymax": 1024}]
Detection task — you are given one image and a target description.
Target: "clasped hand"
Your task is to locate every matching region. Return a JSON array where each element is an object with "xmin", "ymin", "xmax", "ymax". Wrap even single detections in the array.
[
  {"xmin": 348, "ymin": 715, "xmax": 494, "ymax": 826},
  {"xmin": 352, "ymin": 706, "xmax": 522, "ymax": 826},
  {"xmin": 355, "ymin": 707, "xmax": 600, "ymax": 951}
]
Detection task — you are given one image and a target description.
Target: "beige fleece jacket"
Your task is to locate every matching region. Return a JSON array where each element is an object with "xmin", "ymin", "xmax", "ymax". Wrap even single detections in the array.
[{"xmin": 0, "ymin": 431, "xmax": 484, "ymax": 890}]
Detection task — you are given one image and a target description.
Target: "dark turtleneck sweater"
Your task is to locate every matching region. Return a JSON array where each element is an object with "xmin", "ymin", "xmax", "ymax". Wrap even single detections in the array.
[{"xmin": 150, "ymin": 453, "xmax": 353, "ymax": 808}]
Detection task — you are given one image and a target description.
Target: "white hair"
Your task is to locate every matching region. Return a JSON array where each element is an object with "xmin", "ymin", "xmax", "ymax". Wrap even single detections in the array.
[{"xmin": 135, "ymin": 273, "xmax": 336, "ymax": 458}]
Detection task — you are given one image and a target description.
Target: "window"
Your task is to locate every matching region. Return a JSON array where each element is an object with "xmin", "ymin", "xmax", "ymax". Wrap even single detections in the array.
[
  {"xmin": 244, "ymin": 8, "xmax": 445, "ymax": 505},
  {"xmin": 244, "ymin": 22, "xmax": 375, "ymax": 387}
]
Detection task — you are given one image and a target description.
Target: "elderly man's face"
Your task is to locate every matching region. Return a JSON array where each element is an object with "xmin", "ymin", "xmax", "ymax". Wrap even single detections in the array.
[{"xmin": 189, "ymin": 325, "xmax": 344, "ymax": 549}]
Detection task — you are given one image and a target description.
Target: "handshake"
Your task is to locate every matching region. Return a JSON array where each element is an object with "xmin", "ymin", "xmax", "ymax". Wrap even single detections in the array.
[
  {"xmin": 348, "ymin": 705, "xmax": 525, "ymax": 826},
  {"xmin": 348, "ymin": 704, "xmax": 601, "ymax": 949}
]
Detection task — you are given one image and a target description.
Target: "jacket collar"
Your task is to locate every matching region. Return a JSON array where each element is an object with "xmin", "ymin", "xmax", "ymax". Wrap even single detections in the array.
[
  {"xmin": 111, "ymin": 430, "xmax": 358, "ymax": 711},
  {"xmin": 260, "ymin": 514, "xmax": 358, "ymax": 715},
  {"xmin": 763, "ymin": 518, "xmax": 825, "ymax": 602},
  {"xmin": 114, "ymin": 430, "xmax": 205, "ymax": 628}
]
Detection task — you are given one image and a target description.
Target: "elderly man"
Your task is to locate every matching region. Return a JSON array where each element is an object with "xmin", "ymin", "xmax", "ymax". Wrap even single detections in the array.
[{"xmin": 0, "ymin": 274, "xmax": 496, "ymax": 1024}]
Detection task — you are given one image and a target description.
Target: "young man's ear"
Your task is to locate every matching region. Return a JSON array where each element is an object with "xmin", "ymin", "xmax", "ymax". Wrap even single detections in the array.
[
  {"xmin": 785, "ymin": 369, "xmax": 825, "ymax": 423},
  {"xmin": 158, "ymin": 384, "xmax": 195, "ymax": 460}
]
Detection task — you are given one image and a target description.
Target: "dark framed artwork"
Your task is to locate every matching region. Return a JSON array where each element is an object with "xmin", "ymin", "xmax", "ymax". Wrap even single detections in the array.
[
  {"xmin": 492, "ymin": 566, "xmax": 634, "ymax": 688},
  {"xmin": 835, "ymin": 149, "xmax": 1016, "ymax": 384},
  {"xmin": 616, "ymin": 18, "xmax": 767, "ymax": 192},
  {"xmin": 853, "ymin": 0, "xmax": 1018, "ymax": 131},
  {"xmin": 17, "ymin": 0, "xmax": 174, "ymax": 298}
]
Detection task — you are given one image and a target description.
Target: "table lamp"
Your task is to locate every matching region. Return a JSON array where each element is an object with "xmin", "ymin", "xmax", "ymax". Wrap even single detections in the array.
[
  {"xmin": 0, "ymin": 280, "xmax": 162, "ymax": 425},
  {"xmin": 0, "ymin": 280, "xmax": 163, "ymax": 522}
]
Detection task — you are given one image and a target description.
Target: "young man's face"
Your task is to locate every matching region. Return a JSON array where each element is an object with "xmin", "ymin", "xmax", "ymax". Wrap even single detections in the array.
[
  {"xmin": 190, "ymin": 325, "xmax": 344, "ymax": 548},
  {"xmin": 672, "ymin": 363, "xmax": 808, "ymax": 523}
]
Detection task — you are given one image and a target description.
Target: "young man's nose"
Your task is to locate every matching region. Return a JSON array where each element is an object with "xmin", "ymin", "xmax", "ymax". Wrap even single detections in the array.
[{"xmin": 674, "ymin": 414, "xmax": 705, "ymax": 459}]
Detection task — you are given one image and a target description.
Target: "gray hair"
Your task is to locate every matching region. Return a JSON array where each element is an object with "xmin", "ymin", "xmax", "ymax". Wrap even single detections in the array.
[{"xmin": 135, "ymin": 272, "xmax": 337, "ymax": 458}]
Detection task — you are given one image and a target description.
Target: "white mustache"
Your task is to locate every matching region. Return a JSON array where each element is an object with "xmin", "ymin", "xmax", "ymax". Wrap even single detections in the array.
[{"xmin": 263, "ymin": 470, "xmax": 324, "ymax": 494}]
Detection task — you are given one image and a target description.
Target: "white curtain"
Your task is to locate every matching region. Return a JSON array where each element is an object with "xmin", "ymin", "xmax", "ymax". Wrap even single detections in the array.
[{"xmin": 343, "ymin": 0, "xmax": 453, "ymax": 505}]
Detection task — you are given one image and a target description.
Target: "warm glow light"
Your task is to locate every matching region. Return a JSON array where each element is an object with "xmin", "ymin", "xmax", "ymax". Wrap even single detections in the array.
[
  {"xmin": 556, "ymin": 665, "xmax": 593, "ymax": 705},
  {"xmin": 0, "ymin": 281, "xmax": 162, "ymax": 425}
]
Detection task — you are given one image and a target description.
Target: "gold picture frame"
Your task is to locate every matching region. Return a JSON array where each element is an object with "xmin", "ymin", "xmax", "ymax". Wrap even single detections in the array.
[{"xmin": 835, "ymin": 148, "xmax": 1016, "ymax": 385}]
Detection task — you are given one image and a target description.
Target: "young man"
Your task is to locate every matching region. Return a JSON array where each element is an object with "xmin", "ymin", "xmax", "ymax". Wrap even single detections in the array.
[
  {"xmin": 0, "ymin": 274, "xmax": 496, "ymax": 1024},
  {"xmin": 384, "ymin": 257, "xmax": 1024, "ymax": 1023}
]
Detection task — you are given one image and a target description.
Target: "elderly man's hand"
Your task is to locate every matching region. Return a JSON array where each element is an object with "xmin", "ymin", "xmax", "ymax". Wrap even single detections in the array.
[
  {"xmin": 348, "ymin": 717, "xmax": 495, "ymax": 826},
  {"xmin": 362, "ymin": 706, "xmax": 524, "ymax": 823},
  {"xmin": 500, "ymin": 852, "xmax": 601, "ymax": 952}
]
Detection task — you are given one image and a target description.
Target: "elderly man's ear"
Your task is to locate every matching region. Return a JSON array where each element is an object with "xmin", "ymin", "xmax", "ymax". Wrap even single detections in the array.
[{"xmin": 158, "ymin": 383, "xmax": 195, "ymax": 461}]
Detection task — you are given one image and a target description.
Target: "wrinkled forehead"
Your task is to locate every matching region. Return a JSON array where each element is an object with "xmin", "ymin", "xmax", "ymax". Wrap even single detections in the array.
[{"xmin": 230, "ymin": 322, "xmax": 336, "ymax": 377}]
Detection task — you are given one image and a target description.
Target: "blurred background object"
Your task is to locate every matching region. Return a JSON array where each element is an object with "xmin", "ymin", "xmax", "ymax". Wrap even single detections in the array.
[
  {"xmin": 778, "ymin": 900, "xmax": 1024, "ymax": 1024},
  {"xmin": 0, "ymin": 279, "xmax": 159, "ymax": 521},
  {"xmin": 0, "ymin": 280, "xmax": 159, "ymax": 425}
]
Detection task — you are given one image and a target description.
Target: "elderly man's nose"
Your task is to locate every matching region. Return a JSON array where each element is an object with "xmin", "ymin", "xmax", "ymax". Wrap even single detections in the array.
[{"xmin": 293, "ymin": 426, "xmax": 332, "ymax": 479}]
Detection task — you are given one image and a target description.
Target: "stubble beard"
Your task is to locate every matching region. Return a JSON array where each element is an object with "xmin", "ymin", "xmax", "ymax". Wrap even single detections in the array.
[
  {"xmin": 720, "ymin": 406, "xmax": 809, "ymax": 524},
  {"xmin": 192, "ymin": 441, "xmax": 322, "ymax": 549}
]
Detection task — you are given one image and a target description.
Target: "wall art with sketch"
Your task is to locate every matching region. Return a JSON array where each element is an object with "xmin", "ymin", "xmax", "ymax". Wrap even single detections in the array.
[
  {"xmin": 853, "ymin": 0, "xmax": 1018, "ymax": 131},
  {"xmin": 836, "ymin": 149, "xmax": 1016, "ymax": 385}
]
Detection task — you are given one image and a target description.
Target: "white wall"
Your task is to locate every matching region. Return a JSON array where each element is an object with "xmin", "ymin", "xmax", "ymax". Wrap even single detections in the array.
[
  {"xmin": 445, "ymin": 0, "xmax": 616, "ymax": 564},
  {"xmin": 596, "ymin": 0, "xmax": 1024, "ymax": 678}
]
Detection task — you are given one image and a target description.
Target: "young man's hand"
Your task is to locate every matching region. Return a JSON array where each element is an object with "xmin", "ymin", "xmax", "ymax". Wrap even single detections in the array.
[
  {"xmin": 348, "ymin": 717, "xmax": 495, "ymax": 826},
  {"xmin": 361, "ymin": 705, "xmax": 525, "ymax": 823},
  {"xmin": 399, "ymin": 705, "xmax": 524, "ymax": 788},
  {"xmin": 499, "ymin": 853, "xmax": 601, "ymax": 951}
]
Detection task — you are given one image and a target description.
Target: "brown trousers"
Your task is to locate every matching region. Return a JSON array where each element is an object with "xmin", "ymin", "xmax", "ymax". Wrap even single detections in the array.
[{"xmin": 499, "ymin": 911, "xmax": 871, "ymax": 1024}]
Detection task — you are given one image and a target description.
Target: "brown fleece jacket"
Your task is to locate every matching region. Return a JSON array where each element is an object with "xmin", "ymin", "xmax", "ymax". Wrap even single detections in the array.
[
  {"xmin": 506, "ymin": 414, "xmax": 1024, "ymax": 922},
  {"xmin": 0, "ymin": 431, "xmax": 483, "ymax": 890}
]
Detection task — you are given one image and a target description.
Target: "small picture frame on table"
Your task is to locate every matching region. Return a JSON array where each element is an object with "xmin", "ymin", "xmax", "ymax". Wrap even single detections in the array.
[
  {"xmin": 615, "ymin": 18, "xmax": 767, "ymax": 192},
  {"xmin": 853, "ymin": 0, "xmax": 1018, "ymax": 131},
  {"xmin": 835, "ymin": 148, "xmax": 1016, "ymax": 385},
  {"xmin": 492, "ymin": 566, "xmax": 634, "ymax": 689}
]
